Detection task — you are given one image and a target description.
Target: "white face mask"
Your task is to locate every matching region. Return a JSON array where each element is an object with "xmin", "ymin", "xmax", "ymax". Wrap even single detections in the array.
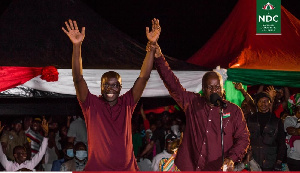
[
  {"xmin": 171, "ymin": 125, "xmax": 180, "ymax": 136},
  {"xmin": 75, "ymin": 150, "xmax": 87, "ymax": 160}
]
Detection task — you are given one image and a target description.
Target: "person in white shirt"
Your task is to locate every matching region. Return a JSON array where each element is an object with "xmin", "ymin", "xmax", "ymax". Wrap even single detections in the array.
[
  {"xmin": 151, "ymin": 133, "xmax": 179, "ymax": 171},
  {"xmin": 0, "ymin": 119, "xmax": 48, "ymax": 171}
]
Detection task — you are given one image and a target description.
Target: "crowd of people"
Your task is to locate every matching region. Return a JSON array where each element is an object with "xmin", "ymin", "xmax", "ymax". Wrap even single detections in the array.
[{"xmin": 0, "ymin": 18, "xmax": 299, "ymax": 172}]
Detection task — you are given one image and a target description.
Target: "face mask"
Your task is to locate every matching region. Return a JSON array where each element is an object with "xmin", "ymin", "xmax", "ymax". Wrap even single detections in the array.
[
  {"xmin": 66, "ymin": 149, "xmax": 74, "ymax": 158},
  {"xmin": 171, "ymin": 125, "xmax": 179, "ymax": 136},
  {"xmin": 76, "ymin": 150, "xmax": 87, "ymax": 160}
]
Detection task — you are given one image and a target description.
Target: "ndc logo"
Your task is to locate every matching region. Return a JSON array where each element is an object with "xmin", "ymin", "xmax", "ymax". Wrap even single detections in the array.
[
  {"xmin": 262, "ymin": 2, "xmax": 275, "ymax": 10},
  {"xmin": 259, "ymin": 2, "xmax": 278, "ymax": 23}
]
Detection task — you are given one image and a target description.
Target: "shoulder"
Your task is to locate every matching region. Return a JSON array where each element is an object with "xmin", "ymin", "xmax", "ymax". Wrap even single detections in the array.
[{"xmin": 284, "ymin": 116, "xmax": 296, "ymax": 125}]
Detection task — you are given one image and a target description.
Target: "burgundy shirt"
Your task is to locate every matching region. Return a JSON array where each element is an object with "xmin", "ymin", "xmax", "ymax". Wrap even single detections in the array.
[
  {"xmin": 78, "ymin": 89, "xmax": 138, "ymax": 171},
  {"xmin": 155, "ymin": 56, "xmax": 250, "ymax": 171}
]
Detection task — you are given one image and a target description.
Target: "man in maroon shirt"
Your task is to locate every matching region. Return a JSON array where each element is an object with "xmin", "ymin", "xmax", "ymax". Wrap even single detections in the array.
[
  {"xmin": 153, "ymin": 44, "xmax": 250, "ymax": 171},
  {"xmin": 62, "ymin": 18, "xmax": 161, "ymax": 171}
]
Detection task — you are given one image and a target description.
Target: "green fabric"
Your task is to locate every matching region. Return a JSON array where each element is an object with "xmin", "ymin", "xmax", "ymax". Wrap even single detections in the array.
[
  {"xmin": 132, "ymin": 133, "xmax": 142, "ymax": 157},
  {"xmin": 197, "ymin": 82, "xmax": 246, "ymax": 107},
  {"xmin": 224, "ymin": 80, "xmax": 247, "ymax": 107},
  {"xmin": 227, "ymin": 68, "xmax": 300, "ymax": 88}
]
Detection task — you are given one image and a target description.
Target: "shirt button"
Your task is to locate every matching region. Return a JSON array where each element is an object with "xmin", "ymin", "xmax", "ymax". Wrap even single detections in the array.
[
  {"xmin": 197, "ymin": 166, "xmax": 200, "ymax": 169},
  {"xmin": 209, "ymin": 119, "xmax": 211, "ymax": 121},
  {"xmin": 200, "ymin": 154, "xmax": 203, "ymax": 157},
  {"xmin": 210, "ymin": 109, "xmax": 212, "ymax": 111},
  {"xmin": 204, "ymin": 142, "xmax": 206, "ymax": 144},
  {"xmin": 206, "ymin": 130, "xmax": 208, "ymax": 133}
]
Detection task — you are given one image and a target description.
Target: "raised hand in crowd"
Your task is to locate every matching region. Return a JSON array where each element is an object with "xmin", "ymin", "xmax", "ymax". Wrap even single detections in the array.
[
  {"xmin": 266, "ymin": 86, "xmax": 276, "ymax": 102},
  {"xmin": 41, "ymin": 116, "xmax": 49, "ymax": 137}
]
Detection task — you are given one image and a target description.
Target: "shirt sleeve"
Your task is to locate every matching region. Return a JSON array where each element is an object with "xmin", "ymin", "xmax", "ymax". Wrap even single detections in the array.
[
  {"xmin": 227, "ymin": 107, "xmax": 250, "ymax": 162},
  {"xmin": 77, "ymin": 90, "xmax": 93, "ymax": 122},
  {"xmin": 0, "ymin": 141, "xmax": 13, "ymax": 170},
  {"xmin": 154, "ymin": 55, "xmax": 193, "ymax": 111},
  {"xmin": 27, "ymin": 137, "xmax": 49, "ymax": 169}
]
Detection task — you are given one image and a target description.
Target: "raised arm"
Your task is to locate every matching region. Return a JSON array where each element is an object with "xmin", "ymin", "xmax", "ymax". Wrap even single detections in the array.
[
  {"xmin": 62, "ymin": 19, "xmax": 88, "ymax": 102},
  {"xmin": 132, "ymin": 18, "xmax": 161, "ymax": 104}
]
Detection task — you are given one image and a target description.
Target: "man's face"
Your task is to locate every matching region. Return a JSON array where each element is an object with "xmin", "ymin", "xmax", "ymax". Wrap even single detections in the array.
[
  {"xmin": 14, "ymin": 148, "xmax": 27, "ymax": 163},
  {"xmin": 101, "ymin": 77, "xmax": 121, "ymax": 105},
  {"xmin": 203, "ymin": 76, "xmax": 223, "ymax": 104},
  {"xmin": 31, "ymin": 120, "xmax": 41, "ymax": 132},
  {"xmin": 13, "ymin": 123, "xmax": 22, "ymax": 133},
  {"xmin": 257, "ymin": 97, "xmax": 271, "ymax": 113}
]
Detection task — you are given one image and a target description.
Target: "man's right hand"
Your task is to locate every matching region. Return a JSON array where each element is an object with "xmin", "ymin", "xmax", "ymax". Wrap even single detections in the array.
[{"xmin": 62, "ymin": 19, "xmax": 85, "ymax": 45}]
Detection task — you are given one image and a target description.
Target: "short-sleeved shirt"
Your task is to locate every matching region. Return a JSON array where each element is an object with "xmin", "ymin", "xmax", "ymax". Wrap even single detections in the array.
[
  {"xmin": 78, "ymin": 89, "xmax": 138, "ymax": 171},
  {"xmin": 0, "ymin": 130, "xmax": 28, "ymax": 160},
  {"xmin": 67, "ymin": 117, "xmax": 87, "ymax": 146}
]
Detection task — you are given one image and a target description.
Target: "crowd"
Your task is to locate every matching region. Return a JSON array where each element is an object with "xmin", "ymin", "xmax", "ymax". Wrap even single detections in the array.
[{"xmin": 0, "ymin": 18, "xmax": 299, "ymax": 172}]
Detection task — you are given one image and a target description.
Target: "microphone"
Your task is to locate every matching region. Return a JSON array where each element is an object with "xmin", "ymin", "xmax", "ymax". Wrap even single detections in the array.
[{"xmin": 210, "ymin": 93, "xmax": 227, "ymax": 108}]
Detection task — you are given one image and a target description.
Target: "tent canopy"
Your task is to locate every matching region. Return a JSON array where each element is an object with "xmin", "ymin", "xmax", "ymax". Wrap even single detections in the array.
[{"xmin": 187, "ymin": 0, "xmax": 300, "ymax": 87}]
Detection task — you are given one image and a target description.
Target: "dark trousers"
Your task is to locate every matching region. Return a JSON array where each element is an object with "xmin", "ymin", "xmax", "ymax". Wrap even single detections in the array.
[{"xmin": 287, "ymin": 157, "xmax": 300, "ymax": 171}]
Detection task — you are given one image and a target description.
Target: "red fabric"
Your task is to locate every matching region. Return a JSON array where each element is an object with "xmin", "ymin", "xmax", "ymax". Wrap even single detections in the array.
[
  {"xmin": 0, "ymin": 66, "xmax": 59, "ymax": 92},
  {"xmin": 274, "ymin": 104, "xmax": 284, "ymax": 118},
  {"xmin": 187, "ymin": 0, "xmax": 300, "ymax": 72},
  {"xmin": 143, "ymin": 105, "xmax": 176, "ymax": 114}
]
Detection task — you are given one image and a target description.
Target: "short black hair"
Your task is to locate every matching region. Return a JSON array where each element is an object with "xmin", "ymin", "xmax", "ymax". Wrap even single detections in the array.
[
  {"xmin": 254, "ymin": 92, "xmax": 271, "ymax": 105},
  {"xmin": 13, "ymin": 146, "xmax": 26, "ymax": 154}
]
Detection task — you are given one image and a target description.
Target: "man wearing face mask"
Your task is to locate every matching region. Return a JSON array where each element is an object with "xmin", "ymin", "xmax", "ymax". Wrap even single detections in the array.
[
  {"xmin": 51, "ymin": 142, "xmax": 74, "ymax": 171},
  {"xmin": 60, "ymin": 142, "xmax": 87, "ymax": 171}
]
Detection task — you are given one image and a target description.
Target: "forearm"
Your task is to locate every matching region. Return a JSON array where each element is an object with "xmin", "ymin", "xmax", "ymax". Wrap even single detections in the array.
[
  {"xmin": 132, "ymin": 47, "xmax": 155, "ymax": 103},
  {"xmin": 72, "ymin": 44, "xmax": 83, "ymax": 82},
  {"xmin": 140, "ymin": 142, "xmax": 154, "ymax": 157},
  {"xmin": 154, "ymin": 56, "xmax": 187, "ymax": 108},
  {"xmin": 139, "ymin": 49, "xmax": 155, "ymax": 80}
]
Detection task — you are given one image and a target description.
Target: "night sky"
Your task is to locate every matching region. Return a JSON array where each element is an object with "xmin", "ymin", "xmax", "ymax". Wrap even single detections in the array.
[
  {"xmin": 1, "ymin": 0, "xmax": 299, "ymax": 61},
  {"xmin": 80, "ymin": 0, "xmax": 300, "ymax": 61}
]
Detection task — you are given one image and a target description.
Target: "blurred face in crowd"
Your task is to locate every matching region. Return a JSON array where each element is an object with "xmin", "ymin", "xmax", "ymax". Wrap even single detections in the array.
[
  {"xmin": 60, "ymin": 125, "xmax": 68, "ymax": 137},
  {"xmin": 31, "ymin": 120, "xmax": 41, "ymax": 132},
  {"xmin": 275, "ymin": 88, "xmax": 284, "ymax": 100},
  {"xmin": 202, "ymin": 72, "xmax": 223, "ymax": 105},
  {"xmin": 14, "ymin": 146, "xmax": 27, "ymax": 164},
  {"xmin": 101, "ymin": 71, "xmax": 122, "ymax": 106},
  {"xmin": 74, "ymin": 142, "xmax": 87, "ymax": 161},
  {"xmin": 12, "ymin": 123, "xmax": 22, "ymax": 133},
  {"xmin": 257, "ymin": 97, "xmax": 271, "ymax": 113}
]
